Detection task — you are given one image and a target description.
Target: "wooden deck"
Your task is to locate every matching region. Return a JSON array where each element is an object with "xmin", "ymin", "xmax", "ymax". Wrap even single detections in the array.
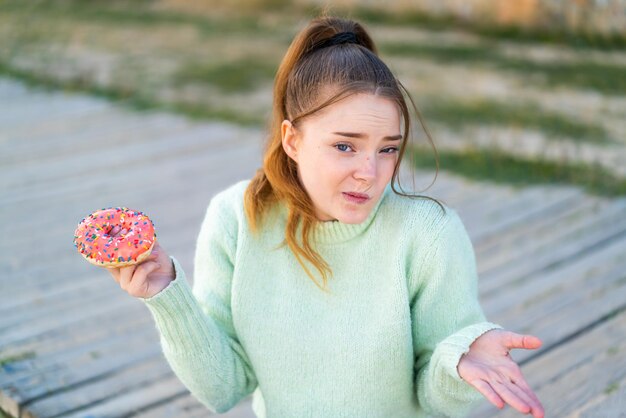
[{"xmin": 1, "ymin": 77, "xmax": 625, "ymax": 417}]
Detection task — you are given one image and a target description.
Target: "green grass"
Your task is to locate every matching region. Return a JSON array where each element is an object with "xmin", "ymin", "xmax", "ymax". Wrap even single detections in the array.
[
  {"xmin": 0, "ymin": 409, "xmax": 14, "ymax": 418},
  {"xmin": 0, "ymin": 0, "xmax": 273, "ymax": 36},
  {"xmin": 421, "ymin": 99, "xmax": 611, "ymax": 143},
  {"xmin": 0, "ymin": 60, "xmax": 266, "ymax": 126},
  {"xmin": 380, "ymin": 42, "xmax": 626, "ymax": 95},
  {"xmin": 4, "ymin": 58, "xmax": 622, "ymax": 195},
  {"xmin": 349, "ymin": 6, "xmax": 626, "ymax": 50},
  {"xmin": 606, "ymin": 346, "xmax": 620, "ymax": 356},
  {"xmin": 3, "ymin": 55, "xmax": 608, "ymax": 143},
  {"xmin": 0, "ymin": 351, "xmax": 36, "ymax": 367},
  {"xmin": 410, "ymin": 145, "xmax": 626, "ymax": 197},
  {"xmin": 604, "ymin": 381, "xmax": 620, "ymax": 395},
  {"xmin": 173, "ymin": 58, "xmax": 278, "ymax": 93}
]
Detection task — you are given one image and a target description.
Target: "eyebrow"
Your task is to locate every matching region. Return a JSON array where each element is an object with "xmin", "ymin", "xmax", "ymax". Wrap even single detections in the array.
[{"xmin": 332, "ymin": 132, "xmax": 403, "ymax": 141}]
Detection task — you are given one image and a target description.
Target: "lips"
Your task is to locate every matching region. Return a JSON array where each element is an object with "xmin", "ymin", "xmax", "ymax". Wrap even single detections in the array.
[
  {"xmin": 344, "ymin": 192, "xmax": 370, "ymax": 199},
  {"xmin": 342, "ymin": 192, "xmax": 371, "ymax": 204}
]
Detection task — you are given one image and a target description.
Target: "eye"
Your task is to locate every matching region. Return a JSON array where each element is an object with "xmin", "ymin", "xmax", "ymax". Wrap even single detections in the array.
[
  {"xmin": 334, "ymin": 143, "xmax": 354, "ymax": 152},
  {"xmin": 333, "ymin": 143, "xmax": 399, "ymax": 154}
]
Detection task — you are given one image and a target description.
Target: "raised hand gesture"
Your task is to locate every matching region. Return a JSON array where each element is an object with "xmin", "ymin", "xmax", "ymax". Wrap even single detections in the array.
[{"xmin": 457, "ymin": 329, "xmax": 545, "ymax": 418}]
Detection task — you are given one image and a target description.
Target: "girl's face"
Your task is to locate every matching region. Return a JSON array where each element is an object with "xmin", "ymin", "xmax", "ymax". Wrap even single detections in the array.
[{"xmin": 281, "ymin": 93, "xmax": 402, "ymax": 223}]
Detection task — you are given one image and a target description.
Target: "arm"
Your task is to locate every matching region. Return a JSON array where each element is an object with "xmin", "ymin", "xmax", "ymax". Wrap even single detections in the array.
[
  {"xmin": 140, "ymin": 197, "xmax": 258, "ymax": 413},
  {"xmin": 410, "ymin": 208, "xmax": 502, "ymax": 417}
]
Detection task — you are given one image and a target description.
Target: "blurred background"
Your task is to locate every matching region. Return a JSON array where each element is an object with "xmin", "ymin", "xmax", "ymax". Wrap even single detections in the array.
[
  {"xmin": 1, "ymin": 0, "xmax": 625, "ymax": 196},
  {"xmin": 2, "ymin": 1, "xmax": 626, "ymax": 418}
]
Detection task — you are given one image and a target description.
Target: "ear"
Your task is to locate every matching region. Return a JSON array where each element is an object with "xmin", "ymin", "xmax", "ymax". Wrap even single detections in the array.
[{"xmin": 281, "ymin": 119, "xmax": 300, "ymax": 163}]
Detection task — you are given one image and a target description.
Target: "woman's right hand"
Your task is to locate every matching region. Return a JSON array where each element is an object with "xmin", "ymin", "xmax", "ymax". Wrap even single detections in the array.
[{"xmin": 104, "ymin": 225, "xmax": 175, "ymax": 299}]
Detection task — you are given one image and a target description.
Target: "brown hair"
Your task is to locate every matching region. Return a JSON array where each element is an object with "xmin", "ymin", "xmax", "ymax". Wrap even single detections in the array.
[{"xmin": 243, "ymin": 13, "xmax": 445, "ymax": 292}]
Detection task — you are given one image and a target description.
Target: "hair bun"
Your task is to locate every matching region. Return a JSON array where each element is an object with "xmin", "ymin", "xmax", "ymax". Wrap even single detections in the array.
[{"xmin": 308, "ymin": 31, "xmax": 360, "ymax": 55}]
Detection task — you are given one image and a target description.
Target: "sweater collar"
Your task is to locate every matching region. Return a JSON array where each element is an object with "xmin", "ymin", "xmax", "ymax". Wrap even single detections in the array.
[{"xmin": 279, "ymin": 183, "xmax": 391, "ymax": 245}]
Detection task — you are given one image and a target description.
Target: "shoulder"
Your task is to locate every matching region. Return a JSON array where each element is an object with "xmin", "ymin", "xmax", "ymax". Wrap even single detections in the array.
[
  {"xmin": 380, "ymin": 186, "xmax": 462, "ymax": 243},
  {"xmin": 210, "ymin": 179, "xmax": 251, "ymax": 208},
  {"xmin": 200, "ymin": 179, "xmax": 251, "ymax": 237},
  {"xmin": 206, "ymin": 179, "xmax": 251, "ymax": 217}
]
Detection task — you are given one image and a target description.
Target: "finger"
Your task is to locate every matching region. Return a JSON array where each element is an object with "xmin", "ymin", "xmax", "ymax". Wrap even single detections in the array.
[
  {"xmin": 146, "ymin": 252, "xmax": 158, "ymax": 261},
  {"xmin": 491, "ymin": 380, "xmax": 532, "ymax": 415},
  {"xmin": 129, "ymin": 261, "xmax": 161, "ymax": 295},
  {"xmin": 470, "ymin": 379, "xmax": 505, "ymax": 409},
  {"xmin": 106, "ymin": 267, "xmax": 121, "ymax": 283},
  {"xmin": 118, "ymin": 264, "xmax": 137, "ymax": 290},
  {"xmin": 507, "ymin": 379, "xmax": 543, "ymax": 417},
  {"xmin": 505, "ymin": 332, "xmax": 543, "ymax": 351},
  {"xmin": 109, "ymin": 225, "xmax": 121, "ymax": 236},
  {"xmin": 135, "ymin": 261, "xmax": 161, "ymax": 279},
  {"xmin": 510, "ymin": 373, "xmax": 544, "ymax": 417},
  {"xmin": 152, "ymin": 241, "xmax": 162, "ymax": 256}
]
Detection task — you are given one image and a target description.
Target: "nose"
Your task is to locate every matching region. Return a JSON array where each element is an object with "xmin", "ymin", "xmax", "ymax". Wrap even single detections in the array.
[{"xmin": 353, "ymin": 154, "xmax": 376, "ymax": 182}]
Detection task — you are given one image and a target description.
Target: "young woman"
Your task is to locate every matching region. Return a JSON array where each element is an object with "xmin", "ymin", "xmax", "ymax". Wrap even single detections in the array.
[{"xmin": 106, "ymin": 15, "xmax": 545, "ymax": 418}]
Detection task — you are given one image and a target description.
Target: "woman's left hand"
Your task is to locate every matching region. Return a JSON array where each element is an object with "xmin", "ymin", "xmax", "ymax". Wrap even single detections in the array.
[{"xmin": 457, "ymin": 329, "xmax": 545, "ymax": 418}]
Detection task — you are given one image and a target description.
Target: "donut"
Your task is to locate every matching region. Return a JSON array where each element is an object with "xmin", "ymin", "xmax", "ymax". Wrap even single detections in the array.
[{"xmin": 73, "ymin": 207, "xmax": 157, "ymax": 268}]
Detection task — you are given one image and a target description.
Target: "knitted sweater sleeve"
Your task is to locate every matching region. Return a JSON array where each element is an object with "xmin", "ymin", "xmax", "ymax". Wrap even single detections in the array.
[
  {"xmin": 139, "ymin": 196, "xmax": 258, "ymax": 413},
  {"xmin": 410, "ymin": 207, "xmax": 503, "ymax": 417}
]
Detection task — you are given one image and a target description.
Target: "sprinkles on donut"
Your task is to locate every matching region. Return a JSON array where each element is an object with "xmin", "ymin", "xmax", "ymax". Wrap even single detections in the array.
[{"xmin": 73, "ymin": 207, "xmax": 157, "ymax": 268}]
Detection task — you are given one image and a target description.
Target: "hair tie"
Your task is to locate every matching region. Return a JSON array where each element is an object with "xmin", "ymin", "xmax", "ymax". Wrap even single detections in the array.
[{"xmin": 309, "ymin": 31, "xmax": 359, "ymax": 53}]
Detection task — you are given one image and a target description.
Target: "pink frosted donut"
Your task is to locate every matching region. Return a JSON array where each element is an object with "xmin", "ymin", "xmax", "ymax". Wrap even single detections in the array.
[{"xmin": 73, "ymin": 207, "xmax": 157, "ymax": 267}]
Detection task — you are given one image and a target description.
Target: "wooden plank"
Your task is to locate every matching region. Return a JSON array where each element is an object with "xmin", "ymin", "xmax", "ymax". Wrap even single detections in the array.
[
  {"xmin": 0, "ymin": 111, "xmax": 200, "ymax": 175},
  {"xmin": 0, "ymin": 105, "xmax": 130, "ymax": 151},
  {"xmin": 479, "ymin": 199, "xmax": 626, "ymax": 295},
  {"xmin": 0, "ymin": 206, "xmax": 199, "ymax": 292},
  {"xmin": 483, "ymin": 229, "xmax": 626, "ymax": 316},
  {"xmin": 0, "ymin": 126, "xmax": 261, "ymax": 212},
  {"xmin": 468, "ymin": 303, "xmax": 626, "ymax": 417},
  {"xmin": 0, "ymin": 148, "xmax": 260, "ymax": 282},
  {"xmin": 0, "ymin": 237, "xmax": 193, "ymax": 348},
  {"xmin": 0, "ymin": 111, "xmax": 181, "ymax": 168},
  {"xmin": 0, "ymin": 182, "xmax": 234, "ymax": 300},
  {"xmin": 475, "ymin": 195, "xmax": 612, "ymax": 278},
  {"xmin": 0, "ymin": 291, "xmax": 138, "ymax": 349},
  {"xmin": 398, "ymin": 165, "xmax": 497, "ymax": 208},
  {"xmin": 0, "ymin": 279, "xmax": 120, "ymax": 329},
  {"xmin": 433, "ymin": 180, "xmax": 499, "ymax": 209},
  {"xmin": 132, "ymin": 393, "xmax": 256, "ymax": 418},
  {"xmin": 54, "ymin": 375, "xmax": 186, "ymax": 418},
  {"xmin": 24, "ymin": 355, "xmax": 174, "ymax": 418},
  {"xmin": 0, "ymin": 311, "xmax": 153, "ymax": 390},
  {"xmin": 474, "ymin": 196, "xmax": 604, "ymax": 270},
  {"xmin": 0, "ymin": 303, "xmax": 150, "ymax": 374},
  {"xmin": 0, "ymin": 79, "xmax": 33, "ymax": 100},
  {"xmin": 0, "ymin": 304, "xmax": 162, "ymax": 413},
  {"xmin": 1, "ymin": 120, "xmax": 237, "ymax": 193},
  {"xmin": 1, "ymin": 104, "xmax": 174, "ymax": 143},
  {"xmin": 3, "ymin": 131, "xmax": 260, "ymax": 218},
  {"xmin": 464, "ymin": 185, "xmax": 583, "ymax": 240},
  {"xmin": 453, "ymin": 184, "xmax": 522, "ymax": 223},
  {"xmin": 2, "ymin": 327, "xmax": 162, "ymax": 405},
  {"xmin": 481, "ymin": 233, "xmax": 626, "ymax": 363},
  {"xmin": 0, "ymin": 233, "xmax": 193, "ymax": 308},
  {"xmin": 577, "ymin": 385, "xmax": 626, "ymax": 417},
  {"xmin": 0, "ymin": 95, "xmax": 111, "ymax": 128},
  {"xmin": 0, "ymin": 227, "xmax": 193, "ymax": 346},
  {"xmin": 0, "ymin": 137, "xmax": 261, "ymax": 250}
]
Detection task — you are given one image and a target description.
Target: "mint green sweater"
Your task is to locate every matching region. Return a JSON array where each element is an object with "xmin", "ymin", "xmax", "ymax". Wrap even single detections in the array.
[{"xmin": 141, "ymin": 179, "xmax": 502, "ymax": 418}]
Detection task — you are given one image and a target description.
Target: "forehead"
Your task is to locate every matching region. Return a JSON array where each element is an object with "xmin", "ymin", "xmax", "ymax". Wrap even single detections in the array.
[{"xmin": 304, "ymin": 93, "xmax": 401, "ymax": 131}]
